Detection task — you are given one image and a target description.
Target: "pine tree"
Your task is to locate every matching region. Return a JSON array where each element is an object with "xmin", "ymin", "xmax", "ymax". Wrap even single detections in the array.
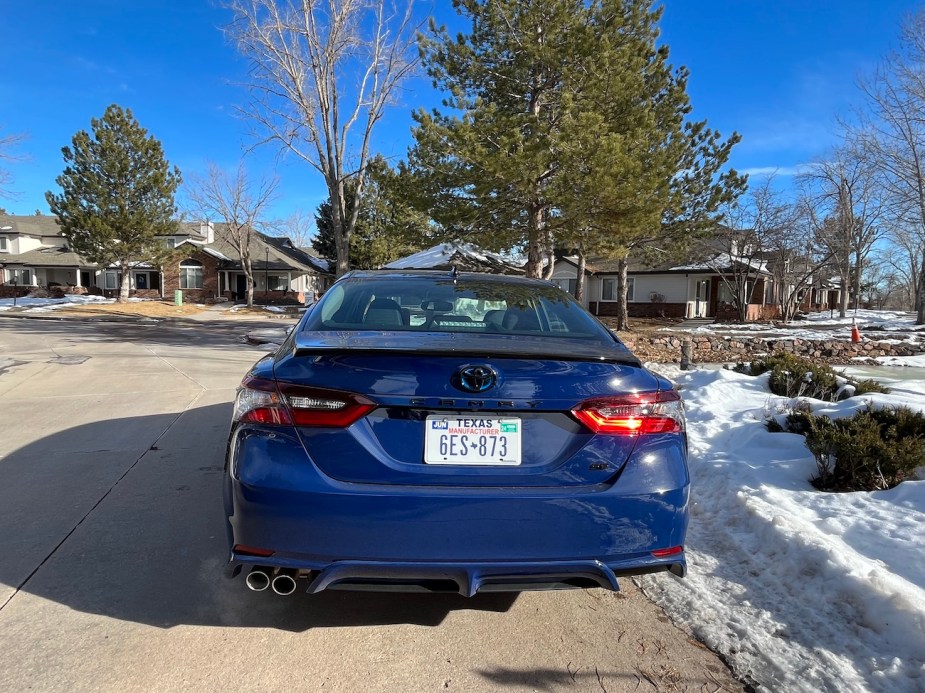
[
  {"xmin": 312, "ymin": 157, "xmax": 426, "ymax": 269},
  {"xmin": 407, "ymin": 0, "xmax": 743, "ymax": 313},
  {"xmin": 46, "ymin": 105, "xmax": 181, "ymax": 302}
]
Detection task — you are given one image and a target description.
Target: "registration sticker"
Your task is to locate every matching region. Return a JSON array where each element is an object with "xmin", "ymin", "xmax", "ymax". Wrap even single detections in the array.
[{"xmin": 424, "ymin": 416, "xmax": 522, "ymax": 465}]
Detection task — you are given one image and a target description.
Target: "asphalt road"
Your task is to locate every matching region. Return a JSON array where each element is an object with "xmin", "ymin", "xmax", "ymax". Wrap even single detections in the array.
[{"xmin": 0, "ymin": 316, "xmax": 742, "ymax": 693}]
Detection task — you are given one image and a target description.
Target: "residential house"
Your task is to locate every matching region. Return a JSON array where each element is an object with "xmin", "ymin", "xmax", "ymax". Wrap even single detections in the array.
[
  {"xmin": 0, "ymin": 214, "xmax": 333, "ymax": 303},
  {"xmin": 0, "ymin": 215, "xmax": 98, "ymax": 296},
  {"xmin": 551, "ymin": 254, "xmax": 779, "ymax": 321}
]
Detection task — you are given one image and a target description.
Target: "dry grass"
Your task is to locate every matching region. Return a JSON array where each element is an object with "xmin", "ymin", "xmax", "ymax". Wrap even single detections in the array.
[
  {"xmin": 599, "ymin": 316, "xmax": 685, "ymax": 337},
  {"xmin": 54, "ymin": 300, "xmax": 208, "ymax": 318}
]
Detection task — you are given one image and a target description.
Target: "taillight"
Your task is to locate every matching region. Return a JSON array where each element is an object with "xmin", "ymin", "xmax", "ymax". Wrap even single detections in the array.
[
  {"xmin": 233, "ymin": 376, "xmax": 375, "ymax": 427},
  {"xmin": 572, "ymin": 390, "xmax": 685, "ymax": 435}
]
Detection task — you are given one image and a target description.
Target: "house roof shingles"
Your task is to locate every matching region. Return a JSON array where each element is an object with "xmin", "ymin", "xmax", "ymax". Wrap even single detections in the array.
[{"xmin": 1, "ymin": 214, "xmax": 333, "ymax": 277}]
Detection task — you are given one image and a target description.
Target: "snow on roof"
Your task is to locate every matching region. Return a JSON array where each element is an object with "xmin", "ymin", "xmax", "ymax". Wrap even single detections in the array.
[
  {"xmin": 670, "ymin": 253, "xmax": 769, "ymax": 273},
  {"xmin": 200, "ymin": 246, "xmax": 232, "ymax": 262},
  {"xmin": 384, "ymin": 242, "xmax": 524, "ymax": 273}
]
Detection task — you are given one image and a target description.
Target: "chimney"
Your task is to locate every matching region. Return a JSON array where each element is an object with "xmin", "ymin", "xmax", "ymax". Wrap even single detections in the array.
[{"xmin": 199, "ymin": 221, "xmax": 214, "ymax": 244}]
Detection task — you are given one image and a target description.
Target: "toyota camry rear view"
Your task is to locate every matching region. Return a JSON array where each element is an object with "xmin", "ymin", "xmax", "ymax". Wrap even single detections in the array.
[{"xmin": 223, "ymin": 270, "xmax": 689, "ymax": 596}]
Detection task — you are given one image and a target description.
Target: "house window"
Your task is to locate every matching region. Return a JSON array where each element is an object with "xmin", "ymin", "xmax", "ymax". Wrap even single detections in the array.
[
  {"xmin": 179, "ymin": 259, "xmax": 204, "ymax": 289},
  {"xmin": 601, "ymin": 278, "xmax": 634, "ymax": 301},
  {"xmin": 165, "ymin": 238, "xmax": 176, "ymax": 248},
  {"xmin": 9, "ymin": 268, "xmax": 31, "ymax": 285},
  {"xmin": 104, "ymin": 271, "xmax": 120, "ymax": 290},
  {"xmin": 555, "ymin": 278, "xmax": 577, "ymax": 295},
  {"xmin": 0, "ymin": 236, "xmax": 8, "ymax": 252},
  {"xmin": 267, "ymin": 274, "xmax": 288, "ymax": 291},
  {"xmin": 135, "ymin": 272, "xmax": 148, "ymax": 290}
]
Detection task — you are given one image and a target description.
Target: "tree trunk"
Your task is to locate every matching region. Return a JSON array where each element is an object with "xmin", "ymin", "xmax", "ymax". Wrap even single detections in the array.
[
  {"xmin": 330, "ymin": 179, "xmax": 351, "ymax": 278},
  {"xmin": 736, "ymin": 277, "xmax": 748, "ymax": 322},
  {"xmin": 524, "ymin": 203, "xmax": 545, "ymax": 278},
  {"xmin": 118, "ymin": 262, "xmax": 131, "ymax": 303},
  {"xmin": 839, "ymin": 270, "xmax": 850, "ymax": 318},
  {"xmin": 542, "ymin": 224, "xmax": 555, "ymax": 280},
  {"xmin": 915, "ymin": 255, "xmax": 925, "ymax": 325},
  {"xmin": 244, "ymin": 257, "xmax": 254, "ymax": 307},
  {"xmin": 615, "ymin": 256, "xmax": 630, "ymax": 331},
  {"xmin": 852, "ymin": 258, "xmax": 863, "ymax": 312},
  {"xmin": 575, "ymin": 252, "xmax": 586, "ymax": 303}
]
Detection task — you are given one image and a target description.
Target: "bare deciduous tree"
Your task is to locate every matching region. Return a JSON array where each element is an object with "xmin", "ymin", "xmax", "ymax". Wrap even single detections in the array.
[
  {"xmin": 852, "ymin": 9, "xmax": 925, "ymax": 323},
  {"xmin": 764, "ymin": 197, "xmax": 834, "ymax": 323},
  {"xmin": 186, "ymin": 162, "xmax": 278, "ymax": 307},
  {"xmin": 708, "ymin": 179, "xmax": 787, "ymax": 323},
  {"xmin": 271, "ymin": 209, "xmax": 316, "ymax": 249},
  {"xmin": 225, "ymin": 0, "xmax": 419, "ymax": 277},
  {"xmin": 798, "ymin": 148, "xmax": 884, "ymax": 317},
  {"xmin": 0, "ymin": 127, "xmax": 26, "ymax": 200}
]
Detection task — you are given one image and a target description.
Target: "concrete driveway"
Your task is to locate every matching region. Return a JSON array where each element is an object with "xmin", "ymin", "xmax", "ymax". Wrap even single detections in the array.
[{"xmin": 0, "ymin": 316, "xmax": 742, "ymax": 692}]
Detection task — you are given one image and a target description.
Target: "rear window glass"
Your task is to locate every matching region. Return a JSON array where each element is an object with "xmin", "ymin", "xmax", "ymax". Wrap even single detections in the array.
[{"xmin": 305, "ymin": 275, "xmax": 611, "ymax": 341}]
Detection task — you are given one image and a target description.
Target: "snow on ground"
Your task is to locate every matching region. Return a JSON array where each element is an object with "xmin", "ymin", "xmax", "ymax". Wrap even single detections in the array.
[
  {"xmin": 678, "ymin": 309, "xmax": 925, "ymax": 347},
  {"xmin": 638, "ymin": 361, "xmax": 925, "ymax": 692},
  {"xmin": 0, "ymin": 295, "xmax": 114, "ymax": 312}
]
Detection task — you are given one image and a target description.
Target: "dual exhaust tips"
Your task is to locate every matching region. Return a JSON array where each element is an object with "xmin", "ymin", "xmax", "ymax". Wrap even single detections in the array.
[{"xmin": 245, "ymin": 567, "xmax": 298, "ymax": 596}]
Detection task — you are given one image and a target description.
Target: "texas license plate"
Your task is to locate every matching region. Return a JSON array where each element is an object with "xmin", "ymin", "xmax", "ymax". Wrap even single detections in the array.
[{"xmin": 424, "ymin": 416, "xmax": 522, "ymax": 465}]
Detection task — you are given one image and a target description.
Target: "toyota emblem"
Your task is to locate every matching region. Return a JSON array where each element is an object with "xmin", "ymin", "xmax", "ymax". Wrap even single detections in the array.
[{"xmin": 454, "ymin": 365, "xmax": 497, "ymax": 393}]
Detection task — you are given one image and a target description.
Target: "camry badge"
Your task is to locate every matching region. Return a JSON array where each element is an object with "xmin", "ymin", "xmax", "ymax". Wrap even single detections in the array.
[{"xmin": 455, "ymin": 365, "xmax": 497, "ymax": 393}]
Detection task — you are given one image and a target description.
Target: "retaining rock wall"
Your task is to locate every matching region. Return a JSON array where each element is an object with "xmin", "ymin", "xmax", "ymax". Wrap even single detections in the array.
[{"xmin": 621, "ymin": 333, "xmax": 925, "ymax": 365}]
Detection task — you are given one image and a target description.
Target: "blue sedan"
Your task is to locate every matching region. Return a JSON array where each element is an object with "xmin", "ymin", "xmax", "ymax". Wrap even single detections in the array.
[{"xmin": 224, "ymin": 270, "xmax": 689, "ymax": 596}]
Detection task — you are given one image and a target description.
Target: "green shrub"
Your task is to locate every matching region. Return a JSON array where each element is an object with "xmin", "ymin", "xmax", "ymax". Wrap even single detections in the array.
[
  {"xmin": 853, "ymin": 378, "xmax": 891, "ymax": 396},
  {"xmin": 736, "ymin": 353, "xmax": 890, "ymax": 401},
  {"xmin": 782, "ymin": 406, "xmax": 925, "ymax": 491}
]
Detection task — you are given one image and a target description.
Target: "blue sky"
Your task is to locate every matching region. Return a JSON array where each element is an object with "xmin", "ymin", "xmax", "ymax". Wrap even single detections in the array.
[{"xmin": 1, "ymin": 0, "xmax": 921, "ymax": 229}]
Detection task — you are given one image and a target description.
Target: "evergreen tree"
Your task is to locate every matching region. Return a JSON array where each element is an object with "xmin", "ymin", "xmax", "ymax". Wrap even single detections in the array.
[
  {"xmin": 407, "ymin": 0, "xmax": 743, "ymax": 310},
  {"xmin": 313, "ymin": 157, "xmax": 426, "ymax": 269},
  {"xmin": 46, "ymin": 105, "xmax": 181, "ymax": 301}
]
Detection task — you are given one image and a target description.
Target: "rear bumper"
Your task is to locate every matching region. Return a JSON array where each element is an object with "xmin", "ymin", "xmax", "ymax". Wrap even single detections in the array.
[
  {"xmin": 228, "ymin": 557, "xmax": 684, "ymax": 596},
  {"xmin": 224, "ymin": 425, "xmax": 690, "ymax": 595}
]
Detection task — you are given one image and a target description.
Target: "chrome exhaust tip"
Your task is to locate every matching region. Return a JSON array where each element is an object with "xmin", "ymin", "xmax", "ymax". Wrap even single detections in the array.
[
  {"xmin": 245, "ymin": 567, "xmax": 271, "ymax": 592},
  {"xmin": 271, "ymin": 570, "xmax": 298, "ymax": 596}
]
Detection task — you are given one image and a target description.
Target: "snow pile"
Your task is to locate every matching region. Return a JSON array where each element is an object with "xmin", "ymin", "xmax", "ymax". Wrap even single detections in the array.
[
  {"xmin": 638, "ymin": 365, "xmax": 925, "ymax": 691},
  {"xmin": 0, "ymin": 295, "xmax": 114, "ymax": 312}
]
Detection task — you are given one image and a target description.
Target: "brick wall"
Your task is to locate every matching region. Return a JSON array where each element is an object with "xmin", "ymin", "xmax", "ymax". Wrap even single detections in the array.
[
  {"xmin": 162, "ymin": 251, "xmax": 220, "ymax": 303},
  {"xmin": 0, "ymin": 286, "xmax": 32, "ymax": 299}
]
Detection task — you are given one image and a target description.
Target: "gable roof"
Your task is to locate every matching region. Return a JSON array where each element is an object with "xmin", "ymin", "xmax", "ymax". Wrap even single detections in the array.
[
  {"xmin": 0, "ymin": 214, "xmax": 63, "ymax": 239},
  {"xmin": 385, "ymin": 242, "xmax": 525, "ymax": 275},
  {"xmin": 557, "ymin": 253, "xmax": 771, "ymax": 277}
]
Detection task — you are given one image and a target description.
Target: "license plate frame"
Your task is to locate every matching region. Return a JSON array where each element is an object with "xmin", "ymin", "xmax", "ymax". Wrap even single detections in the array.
[{"xmin": 423, "ymin": 415, "xmax": 522, "ymax": 466}]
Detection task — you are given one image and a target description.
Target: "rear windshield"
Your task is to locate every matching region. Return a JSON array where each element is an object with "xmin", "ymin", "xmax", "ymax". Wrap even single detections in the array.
[{"xmin": 303, "ymin": 276, "xmax": 613, "ymax": 341}]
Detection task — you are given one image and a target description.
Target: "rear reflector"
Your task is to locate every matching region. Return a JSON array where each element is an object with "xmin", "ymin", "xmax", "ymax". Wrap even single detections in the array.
[
  {"xmin": 233, "ymin": 544, "xmax": 275, "ymax": 557},
  {"xmin": 572, "ymin": 390, "xmax": 685, "ymax": 435},
  {"xmin": 233, "ymin": 376, "xmax": 375, "ymax": 428},
  {"xmin": 651, "ymin": 546, "xmax": 683, "ymax": 558}
]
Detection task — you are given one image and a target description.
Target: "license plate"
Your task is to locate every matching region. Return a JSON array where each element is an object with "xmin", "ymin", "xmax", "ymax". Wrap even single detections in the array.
[{"xmin": 424, "ymin": 416, "xmax": 522, "ymax": 465}]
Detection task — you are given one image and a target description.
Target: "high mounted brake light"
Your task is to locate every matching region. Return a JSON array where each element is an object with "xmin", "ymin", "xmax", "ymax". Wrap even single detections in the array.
[
  {"xmin": 572, "ymin": 390, "xmax": 685, "ymax": 435},
  {"xmin": 233, "ymin": 376, "xmax": 376, "ymax": 427}
]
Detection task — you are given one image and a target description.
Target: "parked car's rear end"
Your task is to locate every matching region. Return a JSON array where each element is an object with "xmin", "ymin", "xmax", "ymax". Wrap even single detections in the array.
[{"xmin": 224, "ymin": 270, "xmax": 689, "ymax": 596}]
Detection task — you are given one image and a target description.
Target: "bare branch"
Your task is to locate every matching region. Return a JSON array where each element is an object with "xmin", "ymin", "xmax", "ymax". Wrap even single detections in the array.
[
  {"xmin": 224, "ymin": 0, "xmax": 420, "ymax": 276},
  {"xmin": 185, "ymin": 161, "xmax": 279, "ymax": 306}
]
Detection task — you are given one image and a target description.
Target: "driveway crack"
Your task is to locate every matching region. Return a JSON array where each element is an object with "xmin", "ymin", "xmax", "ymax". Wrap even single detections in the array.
[{"xmin": 0, "ymin": 390, "xmax": 206, "ymax": 612}]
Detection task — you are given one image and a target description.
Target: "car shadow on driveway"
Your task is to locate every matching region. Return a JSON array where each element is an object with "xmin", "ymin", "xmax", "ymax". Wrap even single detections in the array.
[{"xmin": 0, "ymin": 403, "xmax": 516, "ymax": 631}]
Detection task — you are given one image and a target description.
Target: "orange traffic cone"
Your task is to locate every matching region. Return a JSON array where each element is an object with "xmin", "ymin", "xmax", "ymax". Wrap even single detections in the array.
[{"xmin": 851, "ymin": 319, "xmax": 862, "ymax": 343}]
